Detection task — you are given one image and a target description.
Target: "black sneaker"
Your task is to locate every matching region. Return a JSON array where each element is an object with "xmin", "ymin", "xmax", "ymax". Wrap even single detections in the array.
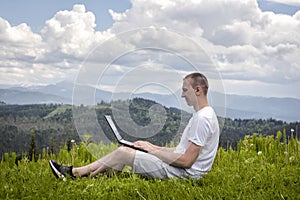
[{"xmin": 49, "ymin": 160, "xmax": 75, "ymax": 179}]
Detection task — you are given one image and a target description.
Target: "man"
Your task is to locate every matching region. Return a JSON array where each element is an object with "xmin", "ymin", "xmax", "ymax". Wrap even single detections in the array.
[{"xmin": 49, "ymin": 72, "xmax": 220, "ymax": 180}]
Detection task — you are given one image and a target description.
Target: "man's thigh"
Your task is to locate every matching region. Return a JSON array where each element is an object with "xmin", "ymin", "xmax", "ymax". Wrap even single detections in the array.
[{"xmin": 132, "ymin": 151, "xmax": 188, "ymax": 179}]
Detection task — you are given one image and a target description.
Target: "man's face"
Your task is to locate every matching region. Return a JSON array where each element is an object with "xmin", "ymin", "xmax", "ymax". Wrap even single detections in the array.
[{"xmin": 181, "ymin": 78, "xmax": 197, "ymax": 106}]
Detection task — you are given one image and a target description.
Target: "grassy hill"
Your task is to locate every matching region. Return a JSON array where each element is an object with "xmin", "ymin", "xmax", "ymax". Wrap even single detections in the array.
[{"xmin": 1, "ymin": 134, "xmax": 299, "ymax": 199}]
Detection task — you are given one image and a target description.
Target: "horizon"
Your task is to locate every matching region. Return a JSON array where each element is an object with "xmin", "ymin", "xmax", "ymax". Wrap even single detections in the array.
[
  {"xmin": 1, "ymin": 80, "xmax": 300, "ymax": 101},
  {"xmin": 0, "ymin": 93, "xmax": 299, "ymax": 123},
  {"xmin": 1, "ymin": 79, "xmax": 299, "ymax": 122}
]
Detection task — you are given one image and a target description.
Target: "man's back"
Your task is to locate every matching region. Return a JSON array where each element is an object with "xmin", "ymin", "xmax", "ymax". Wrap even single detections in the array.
[{"xmin": 175, "ymin": 106, "xmax": 219, "ymax": 177}]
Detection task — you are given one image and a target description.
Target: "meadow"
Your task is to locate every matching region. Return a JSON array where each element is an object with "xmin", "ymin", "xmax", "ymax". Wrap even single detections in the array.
[{"xmin": 1, "ymin": 133, "xmax": 299, "ymax": 200}]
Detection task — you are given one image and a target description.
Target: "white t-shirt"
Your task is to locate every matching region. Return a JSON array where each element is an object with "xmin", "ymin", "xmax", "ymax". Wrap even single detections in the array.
[{"xmin": 175, "ymin": 106, "xmax": 220, "ymax": 176}]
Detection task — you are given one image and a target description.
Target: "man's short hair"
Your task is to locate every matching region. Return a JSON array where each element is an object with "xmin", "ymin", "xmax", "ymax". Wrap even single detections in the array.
[{"xmin": 184, "ymin": 72, "xmax": 209, "ymax": 96}]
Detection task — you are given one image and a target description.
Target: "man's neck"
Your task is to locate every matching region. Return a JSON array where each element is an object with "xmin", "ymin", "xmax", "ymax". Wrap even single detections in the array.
[{"xmin": 193, "ymin": 98, "xmax": 209, "ymax": 112}]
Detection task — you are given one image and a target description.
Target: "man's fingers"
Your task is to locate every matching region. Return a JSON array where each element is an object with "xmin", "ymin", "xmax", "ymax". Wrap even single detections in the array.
[{"xmin": 133, "ymin": 141, "xmax": 143, "ymax": 147}]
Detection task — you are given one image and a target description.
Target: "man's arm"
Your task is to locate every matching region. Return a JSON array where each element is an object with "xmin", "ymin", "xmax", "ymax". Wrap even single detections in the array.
[
  {"xmin": 134, "ymin": 141, "xmax": 202, "ymax": 169},
  {"xmin": 134, "ymin": 141, "xmax": 175, "ymax": 152}
]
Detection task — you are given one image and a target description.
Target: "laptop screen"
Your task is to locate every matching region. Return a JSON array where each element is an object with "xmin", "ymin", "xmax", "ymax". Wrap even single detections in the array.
[{"xmin": 105, "ymin": 115, "xmax": 123, "ymax": 141}]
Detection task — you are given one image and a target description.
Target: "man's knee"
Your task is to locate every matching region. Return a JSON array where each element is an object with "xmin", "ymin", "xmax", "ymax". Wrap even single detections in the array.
[
  {"xmin": 118, "ymin": 146, "xmax": 136, "ymax": 154},
  {"xmin": 116, "ymin": 146, "xmax": 136, "ymax": 166}
]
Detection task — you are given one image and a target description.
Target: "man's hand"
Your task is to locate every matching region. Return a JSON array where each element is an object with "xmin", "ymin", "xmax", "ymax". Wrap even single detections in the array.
[{"xmin": 133, "ymin": 141, "xmax": 160, "ymax": 153}]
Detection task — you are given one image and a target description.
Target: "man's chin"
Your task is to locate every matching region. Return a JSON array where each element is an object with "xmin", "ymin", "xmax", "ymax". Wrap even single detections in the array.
[{"xmin": 186, "ymin": 101, "xmax": 191, "ymax": 106}]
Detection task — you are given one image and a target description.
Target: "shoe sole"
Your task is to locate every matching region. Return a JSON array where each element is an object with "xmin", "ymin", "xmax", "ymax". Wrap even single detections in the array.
[{"xmin": 49, "ymin": 160, "xmax": 65, "ymax": 179}]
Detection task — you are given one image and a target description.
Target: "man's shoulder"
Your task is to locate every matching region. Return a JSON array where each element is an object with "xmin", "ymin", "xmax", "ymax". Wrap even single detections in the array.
[
  {"xmin": 194, "ymin": 106, "xmax": 219, "ymax": 127},
  {"xmin": 195, "ymin": 106, "xmax": 215, "ymax": 118}
]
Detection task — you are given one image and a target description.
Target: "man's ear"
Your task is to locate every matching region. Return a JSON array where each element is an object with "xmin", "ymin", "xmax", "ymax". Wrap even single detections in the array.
[{"xmin": 195, "ymin": 86, "xmax": 202, "ymax": 95}]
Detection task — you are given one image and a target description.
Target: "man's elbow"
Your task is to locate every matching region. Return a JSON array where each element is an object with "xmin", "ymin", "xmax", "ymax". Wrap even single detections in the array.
[
  {"xmin": 174, "ymin": 153, "xmax": 198, "ymax": 168},
  {"xmin": 181, "ymin": 160, "xmax": 194, "ymax": 169}
]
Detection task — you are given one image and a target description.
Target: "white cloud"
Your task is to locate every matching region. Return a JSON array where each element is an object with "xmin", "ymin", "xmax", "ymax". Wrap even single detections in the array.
[
  {"xmin": 107, "ymin": 0, "xmax": 300, "ymax": 87},
  {"xmin": 0, "ymin": 17, "xmax": 43, "ymax": 62},
  {"xmin": 41, "ymin": 4, "xmax": 112, "ymax": 58},
  {"xmin": 0, "ymin": 17, "xmax": 47, "ymax": 86},
  {"xmin": 0, "ymin": 17, "xmax": 41, "ymax": 44},
  {"xmin": 0, "ymin": 1, "xmax": 300, "ymax": 99},
  {"xmin": 0, "ymin": 5, "xmax": 113, "ymax": 87}
]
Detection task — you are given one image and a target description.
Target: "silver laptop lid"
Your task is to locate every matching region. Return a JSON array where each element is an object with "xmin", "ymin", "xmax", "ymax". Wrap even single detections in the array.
[{"xmin": 104, "ymin": 115, "xmax": 123, "ymax": 141}]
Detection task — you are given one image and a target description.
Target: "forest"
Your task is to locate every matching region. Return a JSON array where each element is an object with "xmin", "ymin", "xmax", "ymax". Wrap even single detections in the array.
[{"xmin": 0, "ymin": 98, "xmax": 299, "ymax": 159}]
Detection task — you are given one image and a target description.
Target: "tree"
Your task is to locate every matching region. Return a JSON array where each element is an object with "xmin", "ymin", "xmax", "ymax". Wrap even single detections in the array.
[{"xmin": 29, "ymin": 131, "xmax": 38, "ymax": 161}]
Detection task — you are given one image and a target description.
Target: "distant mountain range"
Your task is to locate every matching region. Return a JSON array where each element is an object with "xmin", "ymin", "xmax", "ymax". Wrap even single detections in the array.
[{"xmin": 0, "ymin": 81, "xmax": 299, "ymax": 122}]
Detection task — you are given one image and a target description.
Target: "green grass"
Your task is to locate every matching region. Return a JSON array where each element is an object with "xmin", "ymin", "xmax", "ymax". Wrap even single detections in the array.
[
  {"xmin": 1, "ymin": 135, "xmax": 299, "ymax": 200},
  {"xmin": 43, "ymin": 105, "xmax": 71, "ymax": 119}
]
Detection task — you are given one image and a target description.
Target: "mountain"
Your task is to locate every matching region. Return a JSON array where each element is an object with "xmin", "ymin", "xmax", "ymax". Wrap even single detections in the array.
[
  {"xmin": 0, "ymin": 89, "xmax": 69, "ymax": 104},
  {"xmin": 0, "ymin": 81, "xmax": 299, "ymax": 122},
  {"xmin": 226, "ymin": 95, "xmax": 300, "ymax": 122}
]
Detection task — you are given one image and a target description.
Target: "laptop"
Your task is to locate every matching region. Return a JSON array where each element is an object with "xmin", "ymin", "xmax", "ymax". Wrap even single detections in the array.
[{"xmin": 104, "ymin": 115, "xmax": 148, "ymax": 153}]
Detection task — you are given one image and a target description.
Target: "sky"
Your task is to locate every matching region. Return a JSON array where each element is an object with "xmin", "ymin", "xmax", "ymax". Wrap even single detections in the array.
[{"xmin": 0, "ymin": 0, "xmax": 300, "ymax": 99}]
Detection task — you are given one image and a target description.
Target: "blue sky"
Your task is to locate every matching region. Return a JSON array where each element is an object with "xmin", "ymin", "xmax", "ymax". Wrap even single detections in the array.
[
  {"xmin": 0, "ymin": 0, "xmax": 299, "ymax": 99},
  {"xmin": 258, "ymin": 0, "xmax": 300, "ymax": 14}
]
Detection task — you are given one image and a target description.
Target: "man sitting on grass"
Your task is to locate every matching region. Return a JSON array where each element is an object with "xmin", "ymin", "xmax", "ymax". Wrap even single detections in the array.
[{"xmin": 49, "ymin": 72, "xmax": 220, "ymax": 180}]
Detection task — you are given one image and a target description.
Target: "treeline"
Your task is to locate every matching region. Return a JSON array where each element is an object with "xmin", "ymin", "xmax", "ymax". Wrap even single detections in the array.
[
  {"xmin": 0, "ymin": 98, "xmax": 299, "ymax": 159},
  {"xmin": 0, "ymin": 103, "xmax": 77, "ymax": 160},
  {"xmin": 219, "ymin": 118, "xmax": 299, "ymax": 149}
]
